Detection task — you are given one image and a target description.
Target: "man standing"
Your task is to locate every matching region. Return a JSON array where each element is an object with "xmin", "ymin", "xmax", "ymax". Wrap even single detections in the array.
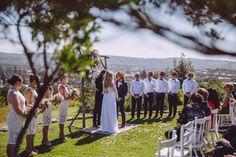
[
  {"xmin": 130, "ymin": 72, "xmax": 145, "ymax": 119},
  {"xmin": 155, "ymin": 72, "xmax": 168, "ymax": 118},
  {"xmin": 143, "ymin": 72, "xmax": 156, "ymax": 118},
  {"xmin": 182, "ymin": 72, "xmax": 197, "ymax": 106},
  {"xmin": 93, "ymin": 70, "xmax": 106, "ymax": 127},
  {"xmin": 115, "ymin": 71, "xmax": 128, "ymax": 128},
  {"xmin": 168, "ymin": 71, "xmax": 180, "ymax": 117}
]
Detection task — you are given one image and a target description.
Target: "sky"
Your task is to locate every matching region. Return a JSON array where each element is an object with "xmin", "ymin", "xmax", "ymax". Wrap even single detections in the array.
[{"xmin": 0, "ymin": 7, "xmax": 236, "ymax": 61}]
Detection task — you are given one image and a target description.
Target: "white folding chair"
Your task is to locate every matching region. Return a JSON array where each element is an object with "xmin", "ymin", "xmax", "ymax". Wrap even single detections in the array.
[
  {"xmin": 209, "ymin": 109, "xmax": 219, "ymax": 146},
  {"xmin": 156, "ymin": 130, "xmax": 178, "ymax": 157},
  {"xmin": 203, "ymin": 116, "xmax": 211, "ymax": 149},
  {"xmin": 173, "ymin": 121, "xmax": 194, "ymax": 157},
  {"xmin": 218, "ymin": 100, "xmax": 236, "ymax": 132},
  {"xmin": 192, "ymin": 117, "xmax": 206, "ymax": 157}
]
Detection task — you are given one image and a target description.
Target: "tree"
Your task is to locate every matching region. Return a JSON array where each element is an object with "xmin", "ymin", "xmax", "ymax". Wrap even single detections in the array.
[
  {"xmin": 0, "ymin": 1, "xmax": 130, "ymax": 155},
  {"xmin": 141, "ymin": 69, "xmax": 147, "ymax": 79},
  {"xmin": 95, "ymin": 0, "xmax": 236, "ymax": 56},
  {"xmin": 172, "ymin": 53, "xmax": 194, "ymax": 83},
  {"xmin": 1, "ymin": 0, "xmax": 236, "ymax": 155}
]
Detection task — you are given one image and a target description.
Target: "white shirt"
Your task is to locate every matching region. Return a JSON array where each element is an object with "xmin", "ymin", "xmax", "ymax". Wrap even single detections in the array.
[
  {"xmin": 143, "ymin": 78, "xmax": 156, "ymax": 94},
  {"xmin": 168, "ymin": 78, "xmax": 180, "ymax": 93},
  {"xmin": 182, "ymin": 79, "xmax": 197, "ymax": 94},
  {"xmin": 155, "ymin": 79, "xmax": 168, "ymax": 93},
  {"xmin": 130, "ymin": 80, "xmax": 145, "ymax": 96}
]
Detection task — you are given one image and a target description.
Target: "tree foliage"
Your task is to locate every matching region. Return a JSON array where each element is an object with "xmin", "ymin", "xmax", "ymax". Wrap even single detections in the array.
[{"xmin": 172, "ymin": 53, "xmax": 194, "ymax": 83}]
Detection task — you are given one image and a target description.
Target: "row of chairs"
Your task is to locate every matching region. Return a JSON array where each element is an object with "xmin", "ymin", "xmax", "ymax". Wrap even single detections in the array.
[
  {"xmin": 156, "ymin": 109, "xmax": 220, "ymax": 157},
  {"xmin": 156, "ymin": 101, "xmax": 236, "ymax": 157}
]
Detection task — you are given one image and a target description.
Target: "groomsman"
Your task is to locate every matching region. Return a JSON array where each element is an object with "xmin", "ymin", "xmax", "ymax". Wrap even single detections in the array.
[
  {"xmin": 155, "ymin": 72, "xmax": 168, "ymax": 118},
  {"xmin": 167, "ymin": 71, "xmax": 180, "ymax": 117},
  {"xmin": 115, "ymin": 71, "xmax": 128, "ymax": 128},
  {"xmin": 130, "ymin": 72, "xmax": 145, "ymax": 119},
  {"xmin": 143, "ymin": 72, "xmax": 156, "ymax": 118},
  {"xmin": 182, "ymin": 72, "xmax": 197, "ymax": 106}
]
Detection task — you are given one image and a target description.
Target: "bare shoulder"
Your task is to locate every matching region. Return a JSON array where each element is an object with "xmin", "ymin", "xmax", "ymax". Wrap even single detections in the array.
[{"xmin": 8, "ymin": 91, "xmax": 18, "ymax": 99}]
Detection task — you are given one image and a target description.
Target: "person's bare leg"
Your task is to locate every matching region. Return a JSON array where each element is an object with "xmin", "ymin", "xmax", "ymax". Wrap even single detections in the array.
[
  {"xmin": 26, "ymin": 134, "xmax": 33, "ymax": 153},
  {"xmin": 7, "ymin": 144, "xmax": 15, "ymax": 157},
  {"xmin": 42, "ymin": 126, "xmax": 50, "ymax": 144},
  {"xmin": 59, "ymin": 124, "xmax": 65, "ymax": 139},
  {"xmin": 31, "ymin": 134, "xmax": 38, "ymax": 152}
]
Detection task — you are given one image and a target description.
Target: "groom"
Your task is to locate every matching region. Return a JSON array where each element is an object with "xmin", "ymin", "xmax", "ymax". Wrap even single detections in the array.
[{"xmin": 115, "ymin": 71, "xmax": 128, "ymax": 128}]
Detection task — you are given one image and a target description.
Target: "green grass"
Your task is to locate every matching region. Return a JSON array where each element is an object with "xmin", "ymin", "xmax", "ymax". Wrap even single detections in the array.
[{"xmin": 0, "ymin": 106, "xmax": 181, "ymax": 157}]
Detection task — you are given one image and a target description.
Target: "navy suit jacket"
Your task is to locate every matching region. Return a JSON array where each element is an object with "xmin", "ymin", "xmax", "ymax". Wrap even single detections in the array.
[{"xmin": 115, "ymin": 80, "xmax": 128, "ymax": 99}]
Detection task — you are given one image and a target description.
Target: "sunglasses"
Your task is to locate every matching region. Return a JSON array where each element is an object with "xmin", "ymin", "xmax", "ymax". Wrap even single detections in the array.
[{"xmin": 135, "ymin": 75, "xmax": 139, "ymax": 77}]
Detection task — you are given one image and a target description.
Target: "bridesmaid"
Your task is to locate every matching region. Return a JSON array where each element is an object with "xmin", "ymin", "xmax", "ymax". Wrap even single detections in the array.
[
  {"xmin": 42, "ymin": 84, "xmax": 54, "ymax": 146},
  {"xmin": 24, "ymin": 74, "xmax": 40, "ymax": 154},
  {"xmin": 58, "ymin": 74, "xmax": 70, "ymax": 140},
  {"xmin": 6, "ymin": 75, "xmax": 27, "ymax": 157}
]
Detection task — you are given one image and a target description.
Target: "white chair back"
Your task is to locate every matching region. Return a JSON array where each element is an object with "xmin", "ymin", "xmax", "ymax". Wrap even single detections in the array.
[
  {"xmin": 211, "ymin": 109, "xmax": 218, "ymax": 130},
  {"xmin": 193, "ymin": 117, "xmax": 206, "ymax": 147},
  {"xmin": 157, "ymin": 130, "xmax": 177, "ymax": 157},
  {"xmin": 180, "ymin": 121, "xmax": 194, "ymax": 157},
  {"xmin": 204, "ymin": 116, "xmax": 211, "ymax": 138}
]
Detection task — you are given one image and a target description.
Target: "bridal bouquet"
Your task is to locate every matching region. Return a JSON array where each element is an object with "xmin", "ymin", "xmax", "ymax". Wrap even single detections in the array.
[
  {"xmin": 69, "ymin": 88, "xmax": 80, "ymax": 100},
  {"xmin": 52, "ymin": 93, "xmax": 64, "ymax": 105},
  {"xmin": 38, "ymin": 99, "xmax": 51, "ymax": 113}
]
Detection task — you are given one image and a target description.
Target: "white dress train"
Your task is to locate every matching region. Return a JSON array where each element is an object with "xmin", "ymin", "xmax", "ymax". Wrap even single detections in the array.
[{"xmin": 101, "ymin": 87, "xmax": 119, "ymax": 134}]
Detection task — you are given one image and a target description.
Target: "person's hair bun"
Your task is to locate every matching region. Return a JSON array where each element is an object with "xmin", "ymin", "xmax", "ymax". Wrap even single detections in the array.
[{"xmin": 7, "ymin": 75, "xmax": 22, "ymax": 85}]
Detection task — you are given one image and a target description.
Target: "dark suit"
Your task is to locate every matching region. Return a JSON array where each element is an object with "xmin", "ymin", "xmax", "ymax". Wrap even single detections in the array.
[
  {"xmin": 116, "ymin": 80, "xmax": 128, "ymax": 125},
  {"xmin": 93, "ymin": 77, "xmax": 103, "ymax": 126}
]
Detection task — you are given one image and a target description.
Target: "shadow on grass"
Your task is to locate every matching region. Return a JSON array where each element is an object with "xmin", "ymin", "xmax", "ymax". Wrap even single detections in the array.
[
  {"xmin": 19, "ymin": 130, "xmax": 85, "ymax": 156},
  {"xmin": 75, "ymin": 133, "xmax": 108, "ymax": 146},
  {"xmin": 126, "ymin": 115, "xmax": 175, "ymax": 125}
]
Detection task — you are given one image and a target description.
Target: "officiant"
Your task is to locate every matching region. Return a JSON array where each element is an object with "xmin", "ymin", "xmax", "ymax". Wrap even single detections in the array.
[{"xmin": 93, "ymin": 70, "xmax": 106, "ymax": 127}]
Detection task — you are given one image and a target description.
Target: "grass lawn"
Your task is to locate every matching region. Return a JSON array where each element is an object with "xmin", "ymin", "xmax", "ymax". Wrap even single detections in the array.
[{"xmin": 0, "ymin": 106, "xmax": 180, "ymax": 157}]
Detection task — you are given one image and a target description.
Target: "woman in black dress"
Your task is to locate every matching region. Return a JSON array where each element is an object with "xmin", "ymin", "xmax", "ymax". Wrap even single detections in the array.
[{"xmin": 165, "ymin": 93, "xmax": 205, "ymax": 141}]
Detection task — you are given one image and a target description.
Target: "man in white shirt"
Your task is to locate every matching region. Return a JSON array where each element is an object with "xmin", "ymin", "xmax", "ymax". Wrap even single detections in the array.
[
  {"xmin": 143, "ymin": 72, "xmax": 156, "ymax": 118},
  {"xmin": 182, "ymin": 72, "xmax": 197, "ymax": 106},
  {"xmin": 130, "ymin": 72, "xmax": 145, "ymax": 119},
  {"xmin": 155, "ymin": 72, "xmax": 168, "ymax": 118},
  {"xmin": 168, "ymin": 71, "xmax": 180, "ymax": 117}
]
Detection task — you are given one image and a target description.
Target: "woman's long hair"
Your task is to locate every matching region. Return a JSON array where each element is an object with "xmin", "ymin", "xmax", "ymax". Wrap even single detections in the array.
[
  {"xmin": 207, "ymin": 88, "xmax": 220, "ymax": 108},
  {"xmin": 103, "ymin": 71, "xmax": 114, "ymax": 88}
]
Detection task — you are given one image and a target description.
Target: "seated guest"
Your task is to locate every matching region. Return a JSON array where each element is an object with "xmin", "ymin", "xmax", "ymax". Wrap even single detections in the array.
[
  {"xmin": 197, "ymin": 88, "xmax": 211, "ymax": 116},
  {"xmin": 219, "ymin": 83, "xmax": 234, "ymax": 114},
  {"xmin": 165, "ymin": 93, "xmax": 205, "ymax": 141},
  {"xmin": 206, "ymin": 125, "xmax": 236, "ymax": 157},
  {"xmin": 207, "ymin": 88, "xmax": 220, "ymax": 110}
]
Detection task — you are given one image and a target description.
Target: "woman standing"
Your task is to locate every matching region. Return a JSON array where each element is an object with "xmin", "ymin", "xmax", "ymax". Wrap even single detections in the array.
[
  {"xmin": 6, "ymin": 75, "xmax": 27, "ymax": 157},
  {"xmin": 219, "ymin": 83, "xmax": 234, "ymax": 114},
  {"xmin": 42, "ymin": 84, "xmax": 54, "ymax": 146},
  {"xmin": 24, "ymin": 74, "xmax": 39, "ymax": 154},
  {"xmin": 101, "ymin": 71, "xmax": 119, "ymax": 134},
  {"xmin": 58, "ymin": 74, "xmax": 70, "ymax": 140}
]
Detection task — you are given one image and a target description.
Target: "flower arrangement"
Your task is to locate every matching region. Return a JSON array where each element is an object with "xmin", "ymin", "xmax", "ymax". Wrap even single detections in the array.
[
  {"xmin": 69, "ymin": 88, "xmax": 80, "ymax": 100},
  {"xmin": 52, "ymin": 93, "xmax": 64, "ymax": 105},
  {"xmin": 38, "ymin": 99, "xmax": 51, "ymax": 113}
]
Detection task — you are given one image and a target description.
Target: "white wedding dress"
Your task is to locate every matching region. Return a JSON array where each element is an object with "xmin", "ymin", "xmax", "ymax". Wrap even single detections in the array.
[{"xmin": 100, "ymin": 86, "xmax": 118, "ymax": 134}]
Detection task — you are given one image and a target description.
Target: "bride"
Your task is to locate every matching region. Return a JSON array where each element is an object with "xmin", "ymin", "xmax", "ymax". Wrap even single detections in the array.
[{"xmin": 100, "ymin": 71, "xmax": 119, "ymax": 134}]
